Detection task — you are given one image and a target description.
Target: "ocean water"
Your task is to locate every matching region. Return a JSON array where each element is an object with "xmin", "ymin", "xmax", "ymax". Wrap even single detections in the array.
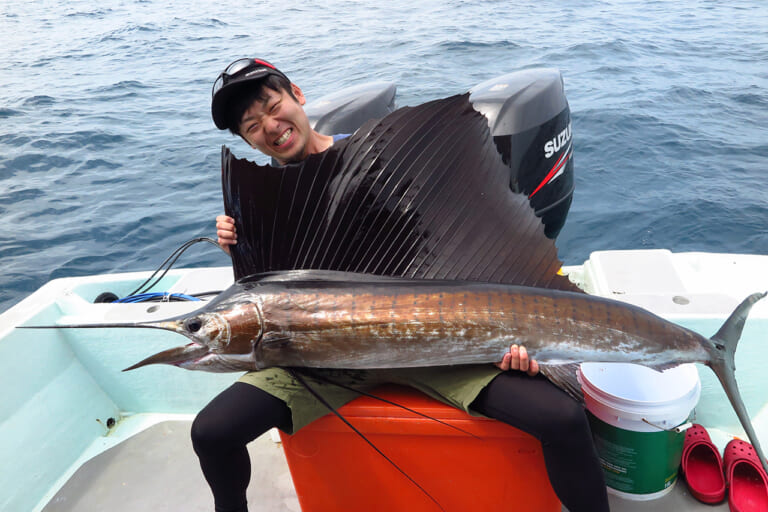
[{"xmin": 1, "ymin": 0, "xmax": 766, "ymax": 313}]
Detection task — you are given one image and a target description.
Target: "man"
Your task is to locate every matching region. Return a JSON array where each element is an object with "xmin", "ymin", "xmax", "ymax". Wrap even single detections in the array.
[
  {"xmin": 197, "ymin": 58, "xmax": 609, "ymax": 512},
  {"xmin": 211, "ymin": 58, "xmax": 336, "ymax": 253}
]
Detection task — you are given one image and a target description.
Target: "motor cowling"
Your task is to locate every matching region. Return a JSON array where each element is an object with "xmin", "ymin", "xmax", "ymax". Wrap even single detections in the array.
[
  {"xmin": 470, "ymin": 68, "xmax": 574, "ymax": 238},
  {"xmin": 305, "ymin": 81, "xmax": 397, "ymax": 135}
]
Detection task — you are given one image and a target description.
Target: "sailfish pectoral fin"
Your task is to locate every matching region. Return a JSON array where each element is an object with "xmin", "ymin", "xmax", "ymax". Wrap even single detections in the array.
[{"xmin": 538, "ymin": 362, "xmax": 585, "ymax": 404}]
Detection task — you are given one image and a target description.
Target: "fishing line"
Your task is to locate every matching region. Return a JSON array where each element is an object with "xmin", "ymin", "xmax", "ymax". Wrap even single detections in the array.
[
  {"xmin": 287, "ymin": 368, "xmax": 445, "ymax": 512},
  {"xmin": 300, "ymin": 368, "xmax": 481, "ymax": 440},
  {"xmin": 124, "ymin": 237, "xmax": 226, "ymax": 298}
]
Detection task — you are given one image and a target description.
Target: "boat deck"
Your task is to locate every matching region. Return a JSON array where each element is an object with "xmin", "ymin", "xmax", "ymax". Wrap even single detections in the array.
[
  {"xmin": 41, "ymin": 420, "xmax": 728, "ymax": 512},
  {"xmin": 4, "ymin": 250, "xmax": 765, "ymax": 512},
  {"xmin": 42, "ymin": 421, "xmax": 298, "ymax": 512}
]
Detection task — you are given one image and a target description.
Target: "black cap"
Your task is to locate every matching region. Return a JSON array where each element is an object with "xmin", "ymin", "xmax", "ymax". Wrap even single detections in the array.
[{"xmin": 211, "ymin": 58, "xmax": 290, "ymax": 130}]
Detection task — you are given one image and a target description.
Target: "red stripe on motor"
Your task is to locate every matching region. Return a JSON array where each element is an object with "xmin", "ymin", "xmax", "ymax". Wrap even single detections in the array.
[{"xmin": 529, "ymin": 146, "xmax": 571, "ymax": 198}]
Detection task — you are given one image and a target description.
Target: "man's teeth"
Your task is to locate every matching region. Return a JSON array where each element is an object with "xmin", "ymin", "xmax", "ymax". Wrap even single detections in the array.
[{"xmin": 274, "ymin": 129, "xmax": 292, "ymax": 146}]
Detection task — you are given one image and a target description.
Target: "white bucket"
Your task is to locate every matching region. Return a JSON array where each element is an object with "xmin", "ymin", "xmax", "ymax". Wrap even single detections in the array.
[{"xmin": 578, "ymin": 363, "xmax": 701, "ymax": 500}]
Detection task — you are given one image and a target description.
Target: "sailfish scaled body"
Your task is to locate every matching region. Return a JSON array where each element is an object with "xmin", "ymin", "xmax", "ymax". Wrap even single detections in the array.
[{"xmin": 27, "ymin": 94, "xmax": 767, "ymax": 473}]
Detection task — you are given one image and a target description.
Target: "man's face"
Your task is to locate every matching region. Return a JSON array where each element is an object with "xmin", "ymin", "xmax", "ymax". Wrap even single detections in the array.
[{"xmin": 238, "ymin": 84, "xmax": 311, "ymax": 164}]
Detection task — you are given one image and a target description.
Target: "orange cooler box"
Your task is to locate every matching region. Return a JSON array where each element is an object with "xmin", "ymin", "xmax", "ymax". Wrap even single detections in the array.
[{"xmin": 280, "ymin": 385, "xmax": 560, "ymax": 511}]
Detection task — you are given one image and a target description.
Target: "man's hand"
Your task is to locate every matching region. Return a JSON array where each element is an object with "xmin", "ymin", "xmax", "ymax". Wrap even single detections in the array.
[
  {"xmin": 495, "ymin": 344, "xmax": 539, "ymax": 376},
  {"xmin": 216, "ymin": 215, "xmax": 237, "ymax": 255}
]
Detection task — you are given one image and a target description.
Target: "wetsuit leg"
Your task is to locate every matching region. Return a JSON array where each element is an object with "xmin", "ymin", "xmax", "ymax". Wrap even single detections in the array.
[
  {"xmin": 470, "ymin": 372, "xmax": 610, "ymax": 512},
  {"xmin": 191, "ymin": 382, "xmax": 292, "ymax": 512}
]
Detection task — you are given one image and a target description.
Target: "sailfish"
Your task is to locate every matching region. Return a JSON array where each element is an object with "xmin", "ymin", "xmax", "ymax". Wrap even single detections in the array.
[{"xmin": 24, "ymin": 94, "xmax": 767, "ymax": 475}]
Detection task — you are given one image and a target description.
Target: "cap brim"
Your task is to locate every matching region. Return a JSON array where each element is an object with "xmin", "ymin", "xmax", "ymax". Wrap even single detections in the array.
[{"xmin": 212, "ymin": 81, "xmax": 254, "ymax": 130}]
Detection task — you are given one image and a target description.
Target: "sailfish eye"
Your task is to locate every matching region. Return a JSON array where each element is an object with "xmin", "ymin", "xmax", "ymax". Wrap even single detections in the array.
[{"xmin": 185, "ymin": 317, "xmax": 203, "ymax": 333}]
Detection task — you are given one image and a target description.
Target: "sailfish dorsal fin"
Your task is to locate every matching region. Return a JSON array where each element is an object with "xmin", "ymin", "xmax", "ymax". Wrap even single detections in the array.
[{"xmin": 222, "ymin": 93, "xmax": 581, "ymax": 293}]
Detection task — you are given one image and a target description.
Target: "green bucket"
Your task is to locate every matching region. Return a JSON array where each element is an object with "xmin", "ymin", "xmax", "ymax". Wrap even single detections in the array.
[{"xmin": 578, "ymin": 363, "xmax": 701, "ymax": 500}]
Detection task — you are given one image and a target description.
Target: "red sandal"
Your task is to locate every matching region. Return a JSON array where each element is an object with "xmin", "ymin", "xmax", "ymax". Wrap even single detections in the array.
[
  {"xmin": 680, "ymin": 424, "xmax": 725, "ymax": 503},
  {"xmin": 724, "ymin": 438, "xmax": 768, "ymax": 512}
]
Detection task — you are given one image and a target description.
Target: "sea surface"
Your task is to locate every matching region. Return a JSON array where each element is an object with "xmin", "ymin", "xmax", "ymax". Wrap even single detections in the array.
[{"xmin": 1, "ymin": 0, "xmax": 766, "ymax": 313}]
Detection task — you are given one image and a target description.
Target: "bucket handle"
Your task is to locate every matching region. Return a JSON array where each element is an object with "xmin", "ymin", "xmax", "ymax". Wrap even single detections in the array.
[{"xmin": 641, "ymin": 418, "xmax": 694, "ymax": 433}]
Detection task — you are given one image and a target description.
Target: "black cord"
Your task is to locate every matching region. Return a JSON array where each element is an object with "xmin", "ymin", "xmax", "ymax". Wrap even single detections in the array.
[
  {"xmin": 126, "ymin": 237, "xmax": 227, "ymax": 297},
  {"xmin": 299, "ymin": 368, "xmax": 480, "ymax": 439}
]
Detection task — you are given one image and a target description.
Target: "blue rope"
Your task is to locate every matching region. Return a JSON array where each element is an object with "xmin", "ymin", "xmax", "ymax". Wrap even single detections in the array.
[{"xmin": 114, "ymin": 292, "xmax": 201, "ymax": 303}]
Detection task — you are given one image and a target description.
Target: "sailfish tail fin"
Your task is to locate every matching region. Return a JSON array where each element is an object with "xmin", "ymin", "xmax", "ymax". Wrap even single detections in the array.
[{"xmin": 707, "ymin": 291, "xmax": 768, "ymax": 475}]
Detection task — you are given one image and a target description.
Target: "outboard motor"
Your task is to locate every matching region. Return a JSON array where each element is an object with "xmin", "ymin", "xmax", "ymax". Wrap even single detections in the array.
[
  {"xmin": 305, "ymin": 82, "xmax": 397, "ymax": 135},
  {"xmin": 470, "ymin": 69, "xmax": 574, "ymax": 238}
]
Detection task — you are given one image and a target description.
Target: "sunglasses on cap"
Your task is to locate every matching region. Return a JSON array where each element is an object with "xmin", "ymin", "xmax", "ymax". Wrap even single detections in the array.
[{"xmin": 211, "ymin": 58, "xmax": 289, "ymax": 98}]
